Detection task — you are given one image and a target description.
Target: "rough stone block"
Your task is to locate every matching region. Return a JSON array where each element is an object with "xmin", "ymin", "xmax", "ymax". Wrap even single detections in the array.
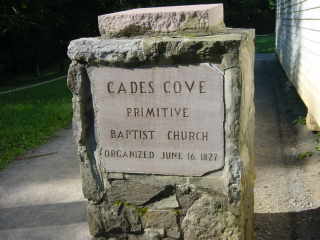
[
  {"xmin": 98, "ymin": 4, "xmax": 225, "ymax": 37},
  {"xmin": 143, "ymin": 211, "xmax": 180, "ymax": 239},
  {"xmin": 181, "ymin": 193, "xmax": 239, "ymax": 239},
  {"xmin": 87, "ymin": 202, "xmax": 142, "ymax": 237},
  {"xmin": 68, "ymin": 5, "xmax": 255, "ymax": 239},
  {"xmin": 108, "ymin": 180, "xmax": 173, "ymax": 206},
  {"xmin": 148, "ymin": 195, "xmax": 179, "ymax": 210}
]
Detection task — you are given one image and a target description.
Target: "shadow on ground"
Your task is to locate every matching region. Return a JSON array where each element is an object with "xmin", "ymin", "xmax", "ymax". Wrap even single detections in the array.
[
  {"xmin": 0, "ymin": 201, "xmax": 86, "ymax": 230},
  {"xmin": 0, "ymin": 128, "xmax": 90, "ymax": 240},
  {"xmin": 256, "ymin": 207, "xmax": 320, "ymax": 240},
  {"xmin": 254, "ymin": 54, "xmax": 320, "ymax": 240}
]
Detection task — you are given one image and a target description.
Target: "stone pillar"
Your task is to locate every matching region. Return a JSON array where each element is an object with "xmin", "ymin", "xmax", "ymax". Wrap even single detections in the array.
[{"xmin": 67, "ymin": 4, "xmax": 255, "ymax": 240}]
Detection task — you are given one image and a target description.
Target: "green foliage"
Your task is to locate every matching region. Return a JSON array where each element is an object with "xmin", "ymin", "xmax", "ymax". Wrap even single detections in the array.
[
  {"xmin": 136, "ymin": 207, "xmax": 149, "ymax": 216},
  {"xmin": 1, "ymin": 0, "xmax": 105, "ymax": 75},
  {"xmin": 113, "ymin": 200, "xmax": 148, "ymax": 216},
  {"xmin": 1, "ymin": 0, "xmax": 275, "ymax": 79},
  {"xmin": 256, "ymin": 34, "xmax": 275, "ymax": 53},
  {"xmin": 114, "ymin": 200, "xmax": 123, "ymax": 206},
  {"xmin": 268, "ymin": 0, "xmax": 276, "ymax": 10},
  {"xmin": 293, "ymin": 116, "xmax": 306, "ymax": 126},
  {"xmin": 172, "ymin": 209, "xmax": 182, "ymax": 215},
  {"xmin": 0, "ymin": 78, "xmax": 72, "ymax": 169},
  {"xmin": 297, "ymin": 151, "xmax": 313, "ymax": 161}
]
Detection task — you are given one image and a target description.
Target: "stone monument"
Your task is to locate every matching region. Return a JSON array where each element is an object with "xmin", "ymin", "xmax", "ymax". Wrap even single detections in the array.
[{"xmin": 67, "ymin": 4, "xmax": 255, "ymax": 240}]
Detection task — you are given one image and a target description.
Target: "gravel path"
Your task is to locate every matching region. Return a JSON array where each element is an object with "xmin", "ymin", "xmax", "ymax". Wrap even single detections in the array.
[{"xmin": 255, "ymin": 54, "xmax": 320, "ymax": 240}]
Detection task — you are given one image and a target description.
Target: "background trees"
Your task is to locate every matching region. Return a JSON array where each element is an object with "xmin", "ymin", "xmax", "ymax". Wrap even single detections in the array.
[{"xmin": 0, "ymin": 0, "xmax": 275, "ymax": 79}]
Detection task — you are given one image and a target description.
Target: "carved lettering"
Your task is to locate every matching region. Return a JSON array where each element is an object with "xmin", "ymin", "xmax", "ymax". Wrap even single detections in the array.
[
  {"xmin": 167, "ymin": 130, "xmax": 208, "ymax": 141},
  {"xmin": 126, "ymin": 107, "xmax": 189, "ymax": 118},
  {"xmin": 110, "ymin": 129, "xmax": 156, "ymax": 140},
  {"xmin": 89, "ymin": 65, "xmax": 224, "ymax": 175},
  {"xmin": 106, "ymin": 80, "xmax": 207, "ymax": 95},
  {"xmin": 106, "ymin": 81, "xmax": 154, "ymax": 94}
]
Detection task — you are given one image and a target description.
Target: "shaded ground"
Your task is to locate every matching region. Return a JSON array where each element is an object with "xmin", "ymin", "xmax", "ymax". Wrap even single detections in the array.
[
  {"xmin": 0, "ymin": 127, "xmax": 90, "ymax": 240},
  {"xmin": 0, "ymin": 54, "xmax": 319, "ymax": 240},
  {"xmin": 254, "ymin": 54, "xmax": 320, "ymax": 240}
]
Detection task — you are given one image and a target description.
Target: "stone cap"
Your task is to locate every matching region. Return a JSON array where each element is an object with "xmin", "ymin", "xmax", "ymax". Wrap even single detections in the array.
[
  {"xmin": 67, "ymin": 30, "xmax": 254, "ymax": 70},
  {"xmin": 98, "ymin": 4, "xmax": 225, "ymax": 38}
]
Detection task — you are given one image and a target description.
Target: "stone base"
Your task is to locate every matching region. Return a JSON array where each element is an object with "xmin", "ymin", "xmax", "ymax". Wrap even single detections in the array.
[
  {"xmin": 67, "ymin": 28, "xmax": 255, "ymax": 240},
  {"xmin": 88, "ymin": 183, "xmax": 241, "ymax": 240}
]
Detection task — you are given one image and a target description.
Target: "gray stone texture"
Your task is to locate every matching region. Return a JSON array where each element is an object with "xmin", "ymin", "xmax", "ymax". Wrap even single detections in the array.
[
  {"xmin": 98, "ymin": 4, "xmax": 225, "ymax": 37},
  {"xmin": 86, "ymin": 64, "xmax": 225, "ymax": 176},
  {"xmin": 68, "ymin": 21, "xmax": 255, "ymax": 239},
  {"xmin": 67, "ymin": 34, "xmax": 242, "ymax": 67}
]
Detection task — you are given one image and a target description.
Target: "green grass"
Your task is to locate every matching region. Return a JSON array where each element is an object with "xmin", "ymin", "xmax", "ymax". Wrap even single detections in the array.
[
  {"xmin": 256, "ymin": 34, "xmax": 275, "ymax": 53},
  {"xmin": 0, "ymin": 78, "xmax": 72, "ymax": 169}
]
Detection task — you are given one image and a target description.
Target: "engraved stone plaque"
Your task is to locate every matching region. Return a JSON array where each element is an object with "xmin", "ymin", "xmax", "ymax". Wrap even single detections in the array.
[{"xmin": 87, "ymin": 64, "xmax": 224, "ymax": 176}]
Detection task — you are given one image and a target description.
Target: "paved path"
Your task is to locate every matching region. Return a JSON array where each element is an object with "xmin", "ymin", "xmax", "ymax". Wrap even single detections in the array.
[
  {"xmin": 0, "ymin": 127, "xmax": 90, "ymax": 240},
  {"xmin": 0, "ymin": 54, "xmax": 319, "ymax": 240},
  {"xmin": 254, "ymin": 54, "xmax": 320, "ymax": 239}
]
